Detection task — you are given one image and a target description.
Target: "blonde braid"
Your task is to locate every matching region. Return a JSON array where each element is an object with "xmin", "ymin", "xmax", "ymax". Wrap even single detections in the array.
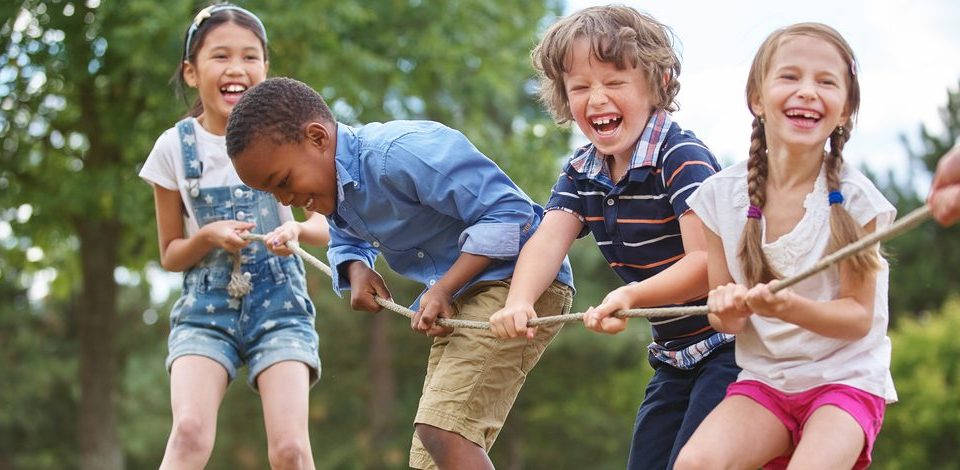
[
  {"xmin": 825, "ymin": 127, "xmax": 881, "ymax": 278},
  {"xmin": 738, "ymin": 116, "xmax": 781, "ymax": 285}
]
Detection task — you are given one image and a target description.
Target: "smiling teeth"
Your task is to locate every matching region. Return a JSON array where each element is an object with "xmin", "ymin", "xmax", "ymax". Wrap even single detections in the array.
[
  {"xmin": 592, "ymin": 117, "xmax": 620, "ymax": 125},
  {"xmin": 786, "ymin": 110, "xmax": 820, "ymax": 119},
  {"xmin": 221, "ymin": 84, "xmax": 246, "ymax": 93}
]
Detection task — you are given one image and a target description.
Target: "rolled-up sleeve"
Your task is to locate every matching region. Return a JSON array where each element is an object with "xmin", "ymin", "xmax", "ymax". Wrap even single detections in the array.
[{"xmin": 326, "ymin": 224, "xmax": 379, "ymax": 294}]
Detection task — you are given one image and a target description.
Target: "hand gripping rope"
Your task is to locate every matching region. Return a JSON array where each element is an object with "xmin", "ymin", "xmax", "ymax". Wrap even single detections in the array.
[{"xmin": 243, "ymin": 205, "xmax": 932, "ymax": 331}]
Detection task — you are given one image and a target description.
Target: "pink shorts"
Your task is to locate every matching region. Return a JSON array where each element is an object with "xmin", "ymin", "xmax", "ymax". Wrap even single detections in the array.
[{"xmin": 726, "ymin": 380, "xmax": 886, "ymax": 470}]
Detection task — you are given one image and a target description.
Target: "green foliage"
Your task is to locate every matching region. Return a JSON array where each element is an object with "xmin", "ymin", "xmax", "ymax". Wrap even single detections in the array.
[
  {"xmin": 6, "ymin": 0, "xmax": 956, "ymax": 467},
  {"xmin": 875, "ymin": 80, "xmax": 960, "ymax": 319},
  {"xmin": 875, "ymin": 298, "xmax": 960, "ymax": 469}
]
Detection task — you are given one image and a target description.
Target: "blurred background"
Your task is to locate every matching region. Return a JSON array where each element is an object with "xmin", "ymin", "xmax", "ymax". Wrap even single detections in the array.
[{"xmin": 1, "ymin": 1, "xmax": 958, "ymax": 468}]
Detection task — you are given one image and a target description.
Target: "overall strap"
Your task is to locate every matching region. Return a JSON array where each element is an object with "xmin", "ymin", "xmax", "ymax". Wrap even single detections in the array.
[{"xmin": 176, "ymin": 118, "xmax": 202, "ymax": 198}]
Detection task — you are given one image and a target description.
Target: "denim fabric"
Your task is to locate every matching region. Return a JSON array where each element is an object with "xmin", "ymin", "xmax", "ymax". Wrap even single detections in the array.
[
  {"xmin": 166, "ymin": 120, "xmax": 320, "ymax": 389},
  {"xmin": 324, "ymin": 121, "xmax": 573, "ymax": 306},
  {"xmin": 627, "ymin": 343, "xmax": 739, "ymax": 470}
]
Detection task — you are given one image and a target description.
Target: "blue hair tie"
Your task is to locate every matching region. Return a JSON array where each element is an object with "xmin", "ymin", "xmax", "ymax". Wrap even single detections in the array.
[{"xmin": 828, "ymin": 191, "xmax": 844, "ymax": 205}]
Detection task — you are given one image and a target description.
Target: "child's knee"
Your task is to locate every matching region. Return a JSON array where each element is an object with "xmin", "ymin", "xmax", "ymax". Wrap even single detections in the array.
[
  {"xmin": 415, "ymin": 423, "xmax": 453, "ymax": 456},
  {"xmin": 267, "ymin": 437, "xmax": 310, "ymax": 469},
  {"xmin": 169, "ymin": 415, "xmax": 215, "ymax": 456}
]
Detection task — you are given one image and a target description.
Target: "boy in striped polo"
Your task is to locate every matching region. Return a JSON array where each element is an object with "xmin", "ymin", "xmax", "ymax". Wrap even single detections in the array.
[{"xmin": 489, "ymin": 5, "xmax": 738, "ymax": 469}]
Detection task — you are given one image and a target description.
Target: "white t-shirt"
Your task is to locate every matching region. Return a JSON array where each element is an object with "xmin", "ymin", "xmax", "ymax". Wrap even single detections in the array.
[
  {"xmin": 688, "ymin": 160, "xmax": 898, "ymax": 403},
  {"xmin": 139, "ymin": 118, "xmax": 293, "ymax": 235}
]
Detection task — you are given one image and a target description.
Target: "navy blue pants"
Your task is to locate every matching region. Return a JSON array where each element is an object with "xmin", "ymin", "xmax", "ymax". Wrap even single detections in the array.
[{"xmin": 626, "ymin": 343, "xmax": 739, "ymax": 470}]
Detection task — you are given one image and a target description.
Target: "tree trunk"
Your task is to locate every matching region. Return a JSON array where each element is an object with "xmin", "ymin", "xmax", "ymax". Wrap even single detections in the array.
[
  {"xmin": 367, "ymin": 312, "xmax": 396, "ymax": 469},
  {"xmin": 76, "ymin": 218, "xmax": 123, "ymax": 470}
]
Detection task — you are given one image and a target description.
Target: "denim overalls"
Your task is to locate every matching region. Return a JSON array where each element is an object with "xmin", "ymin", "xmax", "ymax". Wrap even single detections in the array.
[{"xmin": 166, "ymin": 118, "xmax": 320, "ymax": 389}]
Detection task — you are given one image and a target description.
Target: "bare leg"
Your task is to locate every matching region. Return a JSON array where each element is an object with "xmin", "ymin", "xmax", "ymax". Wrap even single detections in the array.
[
  {"xmin": 787, "ymin": 405, "xmax": 864, "ymax": 470},
  {"xmin": 415, "ymin": 424, "xmax": 494, "ymax": 470},
  {"xmin": 674, "ymin": 395, "xmax": 791, "ymax": 470},
  {"xmin": 159, "ymin": 355, "xmax": 228, "ymax": 470},
  {"xmin": 259, "ymin": 361, "xmax": 315, "ymax": 470}
]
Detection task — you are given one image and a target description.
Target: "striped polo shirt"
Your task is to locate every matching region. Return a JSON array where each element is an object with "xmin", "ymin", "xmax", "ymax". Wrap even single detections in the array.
[{"xmin": 546, "ymin": 110, "xmax": 732, "ymax": 368}]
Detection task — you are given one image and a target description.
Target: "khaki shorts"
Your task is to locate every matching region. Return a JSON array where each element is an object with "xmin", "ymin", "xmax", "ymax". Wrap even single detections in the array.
[{"xmin": 409, "ymin": 279, "xmax": 573, "ymax": 469}]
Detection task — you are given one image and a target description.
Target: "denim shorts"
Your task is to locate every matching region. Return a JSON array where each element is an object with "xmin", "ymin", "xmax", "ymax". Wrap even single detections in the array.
[{"xmin": 166, "ymin": 255, "xmax": 320, "ymax": 390}]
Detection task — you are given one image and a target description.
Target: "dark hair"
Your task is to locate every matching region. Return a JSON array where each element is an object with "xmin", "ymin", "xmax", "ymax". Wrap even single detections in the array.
[
  {"xmin": 173, "ymin": 3, "xmax": 269, "ymax": 117},
  {"xmin": 226, "ymin": 77, "xmax": 336, "ymax": 159},
  {"xmin": 532, "ymin": 4, "xmax": 681, "ymax": 124}
]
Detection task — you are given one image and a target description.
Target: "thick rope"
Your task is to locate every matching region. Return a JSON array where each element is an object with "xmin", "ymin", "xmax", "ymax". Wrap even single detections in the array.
[
  {"xmin": 240, "ymin": 235, "xmax": 490, "ymax": 329},
  {"xmin": 243, "ymin": 204, "xmax": 931, "ymax": 330}
]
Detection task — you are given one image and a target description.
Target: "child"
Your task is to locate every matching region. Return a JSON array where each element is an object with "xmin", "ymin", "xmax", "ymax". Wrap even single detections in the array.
[
  {"xmin": 675, "ymin": 23, "xmax": 897, "ymax": 470},
  {"xmin": 489, "ymin": 5, "xmax": 738, "ymax": 469},
  {"xmin": 929, "ymin": 144, "xmax": 960, "ymax": 226},
  {"xmin": 224, "ymin": 77, "xmax": 575, "ymax": 470},
  {"xmin": 138, "ymin": 5, "xmax": 329, "ymax": 468}
]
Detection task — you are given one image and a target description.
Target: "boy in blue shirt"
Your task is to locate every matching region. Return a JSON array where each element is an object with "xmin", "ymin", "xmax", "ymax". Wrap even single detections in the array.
[
  {"xmin": 225, "ymin": 77, "xmax": 574, "ymax": 470},
  {"xmin": 489, "ymin": 6, "xmax": 738, "ymax": 469}
]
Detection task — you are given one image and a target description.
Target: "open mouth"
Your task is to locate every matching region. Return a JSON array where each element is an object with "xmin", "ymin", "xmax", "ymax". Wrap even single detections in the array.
[
  {"xmin": 591, "ymin": 115, "xmax": 622, "ymax": 135},
  {"xmin": 220, "ymin": 83, "xmax": 248, "ymax": 102},
  {"xmin": 784, "ymin": 108, "xmax": 821, "ymax": 128}
]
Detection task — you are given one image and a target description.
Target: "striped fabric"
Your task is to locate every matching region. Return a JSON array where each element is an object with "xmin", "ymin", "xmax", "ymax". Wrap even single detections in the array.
[{"xmin": 547, "ymin": 110, "xmax": 732, "ymax": 368}]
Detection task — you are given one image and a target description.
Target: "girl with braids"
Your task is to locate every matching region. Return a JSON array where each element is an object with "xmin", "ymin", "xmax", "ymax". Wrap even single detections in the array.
[
  {"xmin": 676, "ymin": 23, "xmax": 896, "ymax": 470},
  {"xmin": 139, "ymin": 4, "xmax": 328, "ymax": 468}
]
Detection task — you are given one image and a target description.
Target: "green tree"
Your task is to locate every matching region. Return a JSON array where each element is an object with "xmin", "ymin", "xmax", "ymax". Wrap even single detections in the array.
[
  {"xmin": 875, "ymin": 298, "xmax": 960, "ymax": 468},
  {"xmin": 877, "ymin": 81, "xmax": 960, "ymax": 319},
  {"xmin": 2, "ymin": 1, "xmax": 577, "ymax": 468}
]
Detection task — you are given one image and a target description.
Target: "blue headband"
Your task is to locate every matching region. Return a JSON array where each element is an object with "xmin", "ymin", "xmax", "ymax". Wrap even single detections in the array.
[{"xmin": 182, "ymin": 4, "xmax": 268, "ymax": 61}]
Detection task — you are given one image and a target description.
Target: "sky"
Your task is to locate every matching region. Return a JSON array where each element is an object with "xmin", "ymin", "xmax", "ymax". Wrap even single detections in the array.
[{"xmin": 565, "ymin": 0, "xmax": 960, "ymax": 179}]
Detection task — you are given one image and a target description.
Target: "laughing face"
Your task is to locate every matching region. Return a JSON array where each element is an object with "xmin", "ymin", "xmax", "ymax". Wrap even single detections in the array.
[
  {"xmin": 232, "ymin": 122, "xmax": 339, "ymax": 216},
  {"xmin": 751, "ymin": 34, "xmax": 850, "ymax": 155},
  {"xmin": 183, "ymin": 22, "xmax": 268, "ymax": 135},
  {"xmin": 563, "ymin": 37, "xmax": 657, "ymax": 163}
]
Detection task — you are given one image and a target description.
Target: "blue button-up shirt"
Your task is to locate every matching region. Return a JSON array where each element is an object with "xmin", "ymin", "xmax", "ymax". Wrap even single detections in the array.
[{"xmin": 326, "ymin": 121, "xmax": 574, "ymax": 306}]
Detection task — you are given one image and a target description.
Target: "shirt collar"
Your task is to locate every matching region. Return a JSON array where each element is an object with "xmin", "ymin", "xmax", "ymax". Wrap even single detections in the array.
[{"xmin": 569, "ymin": 109, "xmax": 673, "ymax": 180}]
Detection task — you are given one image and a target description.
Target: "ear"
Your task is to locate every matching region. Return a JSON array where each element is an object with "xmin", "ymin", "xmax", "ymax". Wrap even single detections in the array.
[
  {"xmin": 183, "ymin": 61, "xmax": 198, "ymax": 88},
  {"xmin": 264, "ymin": 60, "xmax": 270, "ymax": 76},
  {"xmin": 305, "ymin": 121, "xmax": 332, "ymax": 151},
  {"xmin": 837, "ymin": 111, "xmax": 849, "ymax": 130},
  {"xmin": 749, "ymin": 94, "xmax": 764, "ymax": 119}
]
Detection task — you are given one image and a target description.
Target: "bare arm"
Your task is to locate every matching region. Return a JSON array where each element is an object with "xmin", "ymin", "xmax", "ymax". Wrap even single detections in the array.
[
  {"xmin": 703, "ymin": 224, "xmax": 751, "ymax": 334},
  {"xmin": 745, "ymin": 220, "xmax": 879, "ymax": 340},
  {"xmin": 153, "ymin": 185, "xmax": 252, "ymax": 272},
  {"xmin": 584, "ymin": 211, "xmax": 710, "ymax": 334},
  {"xmin": 413, "ymin": 252, "xmax": 493, "ymax": 337},
  {"xmin": 489, "ymin": 210, "xmax": 581, "ymax": 339},
  {"xmin": 263, "ymin": 211, "xmax": 331, "ymax": 256}
]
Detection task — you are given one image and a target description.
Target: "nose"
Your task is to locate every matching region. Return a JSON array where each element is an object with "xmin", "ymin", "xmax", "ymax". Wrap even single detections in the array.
[
  {"xmin": 796, "ymin": 79, "xmax": 817, "ymax": 100},
  {"xmin": 588, "ymin": 85, "xmax": 609, "ymax": 106},
  {"xmin": 225, "ymin": 58, "xmax": 244, "ymax": 75}
]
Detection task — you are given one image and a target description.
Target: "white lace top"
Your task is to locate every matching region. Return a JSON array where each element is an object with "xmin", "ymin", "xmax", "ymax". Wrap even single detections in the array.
[{"xmin": 688, "ymin": 160, "xmax": 898, "ymax": 402}]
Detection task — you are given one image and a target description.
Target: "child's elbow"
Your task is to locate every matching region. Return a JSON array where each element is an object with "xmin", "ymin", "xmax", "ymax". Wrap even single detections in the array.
[
  {"xmin": 159, "ymin": 257, "xmax": 185, "ymax": 273},
  {"xmin": 841, "ymin": 311, "xmax": 873, "ymax": 341}
]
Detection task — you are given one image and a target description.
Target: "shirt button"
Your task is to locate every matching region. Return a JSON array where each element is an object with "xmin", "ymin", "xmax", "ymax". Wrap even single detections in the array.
[
  {"xmin": 606, "ymin": 198, "xmax": 615, "ymax": 206},
  {"xmin": 429, "ymin": 280, "xmax": 436, "ymax": 286},
  {"xmin": 372, "ymin": 241, "xmax": 380, "ymax": 248},
  {"xmin": 234, "ymin": 188, "xmax": 243, "ymax": 198},
  {"xmin": 417, "ymin": 251, "xmax": 425, "ymax": 258},
  {"xmin": 236, "ymin": 211, "xmax": 246, "ymax": 219}
]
